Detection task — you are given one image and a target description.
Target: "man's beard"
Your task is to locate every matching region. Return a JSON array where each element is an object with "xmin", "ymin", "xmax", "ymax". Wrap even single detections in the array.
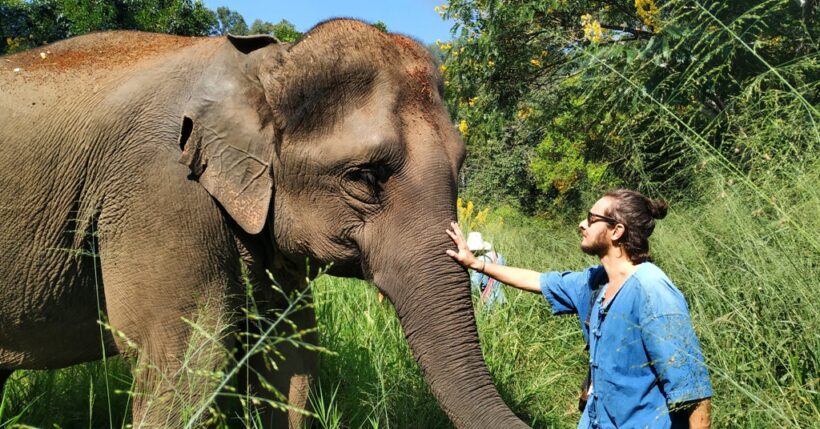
[{"xmin": 581, "ymin": 230, "xmax": 609, "ymax": 257}]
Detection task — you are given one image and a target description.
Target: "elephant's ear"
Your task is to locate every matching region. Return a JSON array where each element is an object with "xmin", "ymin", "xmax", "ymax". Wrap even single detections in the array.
[
  {"xmin": 226, "ymin": 33, "xmax": 280, "ymax": 53},
  {"xmin": 179, "ymin": 38, "xmax": 278, "ymax": 235}
]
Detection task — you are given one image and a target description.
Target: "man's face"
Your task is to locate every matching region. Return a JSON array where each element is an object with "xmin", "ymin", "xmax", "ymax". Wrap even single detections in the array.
[{"xmin": 579, "ymin": 197, "xmax": 615, "ymax": 257}]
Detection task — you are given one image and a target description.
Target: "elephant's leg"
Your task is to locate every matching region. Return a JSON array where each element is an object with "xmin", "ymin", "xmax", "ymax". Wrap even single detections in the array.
[
  {"xmin": 96, "ymin": 187, "xmax": 241, "ymax": 427},
  {"xmin": 238, "ymin": 295, "xmax": 318, "ymax": 429},
  {"xmin": 124, "ymin": 297, "xmax": 235, "ymax": 428}
]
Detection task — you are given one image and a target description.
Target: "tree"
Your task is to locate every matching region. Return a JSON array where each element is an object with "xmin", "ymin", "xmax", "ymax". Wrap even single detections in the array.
[
  {"xmin": 440, "ymin": 0, "xmax": 817, "ymax": 216},
  {"xmin": 139, "ymin": 0, "xmax": 216, "ymax": 36},
  {"xmin": 248, "ymin": 19, "xmax": 274, "ymax": 35},
  {"xmin": 1, "ymin": 0, "xmax": 217, "ymax": 54},
  {"xmin": 1, "ymin": 0, "xmax": 69, "ymax": 53},
  {"xmin": 249, "ymin": 18, "xmax": 301, "ymax": 42},
  {"xmin": 214, "ymin": 6, "xmax": 247, "ymax": 35},
  {"xmin": 426, "ymin": 41, "xmax": 445, "ymax": 63},
  {"xmin": 56, "ymin": 0, "xmax": 117, "ymax": 36},
  {"xmin": 372, "ymin": 20, "xmax": 387, "ymax": 33}
]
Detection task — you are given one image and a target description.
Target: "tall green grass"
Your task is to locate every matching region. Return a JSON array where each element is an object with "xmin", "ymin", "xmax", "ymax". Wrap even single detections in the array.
[
  {"xmin": 310, "ymin": 164, "xmax": 819, "ymax": 428},
  {"xmin": 2, "ymin": 2, "xmax": 817, "ymax": 426},
  {"xmin": 2, "ymin": 162, "xmax": 818, "ymax": 428},
  {"xmin": 0, "ymin": 272, "xmax": 321, "ymax": 428}
]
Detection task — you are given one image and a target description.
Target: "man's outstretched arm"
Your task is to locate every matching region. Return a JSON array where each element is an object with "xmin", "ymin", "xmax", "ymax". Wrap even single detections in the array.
[{"xmin": 445, "ymin": 222, "xmax": 542, "ymax": 293}]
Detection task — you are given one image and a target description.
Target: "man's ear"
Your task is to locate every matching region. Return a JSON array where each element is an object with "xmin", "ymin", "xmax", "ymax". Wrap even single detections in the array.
[
  {"xmin": 611, "ymin": 224, "xmax": 627, "ymax": 242},
  {"xmin": 178, "ymin": 38, "xmax": 278, "ymax": 235}
]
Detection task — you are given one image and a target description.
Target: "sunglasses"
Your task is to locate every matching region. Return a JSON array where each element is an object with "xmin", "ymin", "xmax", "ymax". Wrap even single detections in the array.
[{"xmin": 587, "ymin": 211, "xmax": 619, "ymax": 226}]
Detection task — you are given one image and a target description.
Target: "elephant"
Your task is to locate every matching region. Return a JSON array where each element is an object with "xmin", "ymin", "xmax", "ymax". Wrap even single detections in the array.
[{"xmin": 0, "ymin": 19, "xmax": 528, "ymax": 428}]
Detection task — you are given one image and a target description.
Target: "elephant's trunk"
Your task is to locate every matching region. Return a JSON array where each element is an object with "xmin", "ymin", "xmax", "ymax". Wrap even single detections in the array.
[{"xmin": 366, "ymin": 218, "xmax": 529, "ymax": 428}]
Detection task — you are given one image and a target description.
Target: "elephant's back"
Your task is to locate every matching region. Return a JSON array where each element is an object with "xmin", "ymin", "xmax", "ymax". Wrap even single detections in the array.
[
  {"xmin": 0, "ymin": 32, "xmax": 218, "ymax": 119},
  {"xmin": 0, "ymin": 31, "xmax": 209, "ymax": 80}
]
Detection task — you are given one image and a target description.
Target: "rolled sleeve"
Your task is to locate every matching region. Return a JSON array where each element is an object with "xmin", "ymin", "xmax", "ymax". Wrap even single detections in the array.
[
  {"xmin": 641, "ymin": 313, "xmax": 713, "ymax": 405},
  {"xmin": 539, "ymin": 269, "xmax": 594, "ymax": 315}
]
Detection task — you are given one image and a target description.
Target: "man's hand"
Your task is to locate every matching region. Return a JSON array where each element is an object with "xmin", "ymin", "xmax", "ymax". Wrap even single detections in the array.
[
  {"xmin": 446, "ymin": 221, "xmax": 543, "ymax": 293},
  {"xmin": 445, "ymin": 222, "xmax": 481, "ymax": 270}
]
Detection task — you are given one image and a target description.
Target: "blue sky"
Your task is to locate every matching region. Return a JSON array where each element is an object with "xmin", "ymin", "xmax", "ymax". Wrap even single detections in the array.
[{"xmin": 201, "ymin": 0, "xmax": 457, "ymax": 45}]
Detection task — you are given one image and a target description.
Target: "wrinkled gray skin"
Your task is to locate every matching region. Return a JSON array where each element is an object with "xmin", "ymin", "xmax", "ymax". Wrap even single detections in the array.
[{"xmin": 0, "ymin": 20, "xmax": 528, "ymax": 428}]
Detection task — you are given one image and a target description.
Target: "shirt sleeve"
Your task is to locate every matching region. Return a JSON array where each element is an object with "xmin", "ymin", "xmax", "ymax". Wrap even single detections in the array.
[
  {"xmin": 539, "ymin": 268, "xmax": 596, "ymax": 315},
  {"xmin": 640, "ymin": 312, "xmax": 713, "ymax": 405}
]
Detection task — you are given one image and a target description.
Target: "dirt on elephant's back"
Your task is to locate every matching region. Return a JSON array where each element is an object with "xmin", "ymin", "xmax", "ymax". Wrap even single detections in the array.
[{"xmin": 2, "ymin": 31, "xmax": 211, "ymax": 81}]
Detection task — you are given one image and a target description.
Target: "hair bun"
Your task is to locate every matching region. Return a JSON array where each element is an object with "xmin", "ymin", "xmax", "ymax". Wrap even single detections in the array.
[{"xmin": 648, "ymin": 199, "xmax": 668, "ymax": 219}]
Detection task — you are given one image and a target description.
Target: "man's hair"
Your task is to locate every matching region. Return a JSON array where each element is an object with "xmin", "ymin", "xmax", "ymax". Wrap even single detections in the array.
[{"xmin": 603, "ymin": 189, "xmax": 668, "ymax": 264}]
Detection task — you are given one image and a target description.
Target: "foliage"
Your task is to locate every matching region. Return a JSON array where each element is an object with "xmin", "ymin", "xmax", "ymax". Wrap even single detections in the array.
[
  {"xmin": 214, "ymin": 6, "xmax": 247, "ymax": 35},
  {"xmin": 456, "ymin": 197, "xmax": 493, "ymax": 233},
  {"xmin": 131, "ymin": 0, "xmax": 217, "ymax": 37},
  {"xmin": 249, "ymin": 18, "xmax": 302, "ymax": 42},
  {"xmin": 8, "ymin": 165, "xmax": 818, "ymax": 427},
  {"xmin": 0, "ymin": 1, "xmax": 310, "ymax": 54},
  {"xmin": 439, "ymin": 0, "xmax": 818, "ymax": 217},
  {"xmin": 0, "ymin": 0, "xmax": 219, "ymax": 54},
  {"xmin": 426, "ymin": 40, "xmax": 446, "ymax": 63},
  {"xmin": 372, "ymin": 20, "xmax": 387, "ymax": 33},
  {"xmin": 1, "ymin": 269, "xmax": 325, "ymax": 428}
]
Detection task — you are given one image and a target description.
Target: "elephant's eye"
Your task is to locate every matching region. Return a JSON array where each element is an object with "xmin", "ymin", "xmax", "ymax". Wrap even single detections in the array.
[
  {"xmin": 343, "ymin": 164, "xmax": 390, "ymax": 205},
  {"xmin": 351, "ymin": 169, "xmax": 377, "ymax": 188}
]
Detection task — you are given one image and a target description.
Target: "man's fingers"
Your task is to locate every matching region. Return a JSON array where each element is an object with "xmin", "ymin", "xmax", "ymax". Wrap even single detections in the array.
[
  {"xmin": 446, "ymin": 228, "xmax": 465, "ymax": 245},
  {"xmin": 446, "ymin": 230, "xmax": 461, "ymax": 246}
]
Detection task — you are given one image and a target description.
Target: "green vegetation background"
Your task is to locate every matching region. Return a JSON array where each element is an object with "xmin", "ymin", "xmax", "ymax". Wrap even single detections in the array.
[{"xmin": 1, "ymin": 0, "xmax": 818, "ymax": 427}]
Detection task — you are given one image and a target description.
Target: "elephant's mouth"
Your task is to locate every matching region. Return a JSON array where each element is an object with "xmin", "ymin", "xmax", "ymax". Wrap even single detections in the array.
[
  {"xmin": 325, "ymin": 262, "xmax": 365, "ymax": 279},
  {"xmin": 283, "ymin": 246, "xmax": 366, "ymax": 280},
  {"xmin": 319, "ymin": 236, "xmax": 366, "ymax": 279}
]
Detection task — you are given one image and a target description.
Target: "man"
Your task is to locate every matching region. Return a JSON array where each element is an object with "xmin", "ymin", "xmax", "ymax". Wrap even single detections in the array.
[
  {"xmin": 446, "ymin": 189, "xmax": 712, "ymax": 429},
  {"xmin": 466, "ymin": 231, "xmax": 507, "ymax": 309}
]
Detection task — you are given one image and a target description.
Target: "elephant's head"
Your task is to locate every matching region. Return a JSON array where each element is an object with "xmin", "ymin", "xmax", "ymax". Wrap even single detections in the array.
[{"xmin": 179, "ymin": 19, "xmax": 527, "ymax": 428}]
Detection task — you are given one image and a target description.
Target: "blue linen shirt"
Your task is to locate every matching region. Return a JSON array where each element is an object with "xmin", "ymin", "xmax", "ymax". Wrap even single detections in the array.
[{"xmin": 540, "ymin": 263, "xmax": 712, "ymax": 429}]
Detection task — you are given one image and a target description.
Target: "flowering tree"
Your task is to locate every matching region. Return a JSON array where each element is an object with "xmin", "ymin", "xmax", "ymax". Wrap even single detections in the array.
[{"xmin": 438, "ymin": 0, "xmax": 817, "ymax": 216}]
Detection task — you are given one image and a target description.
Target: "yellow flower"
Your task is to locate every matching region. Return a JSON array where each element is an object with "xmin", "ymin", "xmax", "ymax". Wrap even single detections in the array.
[
  {"xmin": 436, "ymin": 40, "xmax": 452, "ymax": 51},
  {"xmin": 457, "ymin": 199, "xmax": 474, "ymax": 225},
  {"xmin": 517, "ymin": 107, "xmax": 532, "ymax": 120},
  {"xmin": 458, "ymin": 119, "xmax": 469, "ymax": 135},
  {"xmin": 581, "ymin": 14, "xmax": 604, "ymax": 43},
  {"xmin": 475, "ymin": 208, "xmax": 489, "ymax": 226},
  {"xmin": 6, "ymin": 37, "xmax": 21, "ymax": 52},
  {"xmin": 530, "ymin": 58, "xmax": 541, "ymax": 67},
  {"xmin": 635, "ymin": 0, "xmax": 661, "ymax": 32},
  {"xmin": 457, "ymin": 200, "xmax": 499, "ymax": 230},
  {"xmin": 434, "ymin": 5, "xmax": 448, "ymax": 17},
  {"xmin": 467, "ymin": 97, "xmax": 478, "ymax": 106},
  {"xmin": 439, "ymin": 64, "xmax": 447, "ymax": 73},
  {"xmin": 487, "ymin": 59, "xmax": 495, "ymax": 67}
]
